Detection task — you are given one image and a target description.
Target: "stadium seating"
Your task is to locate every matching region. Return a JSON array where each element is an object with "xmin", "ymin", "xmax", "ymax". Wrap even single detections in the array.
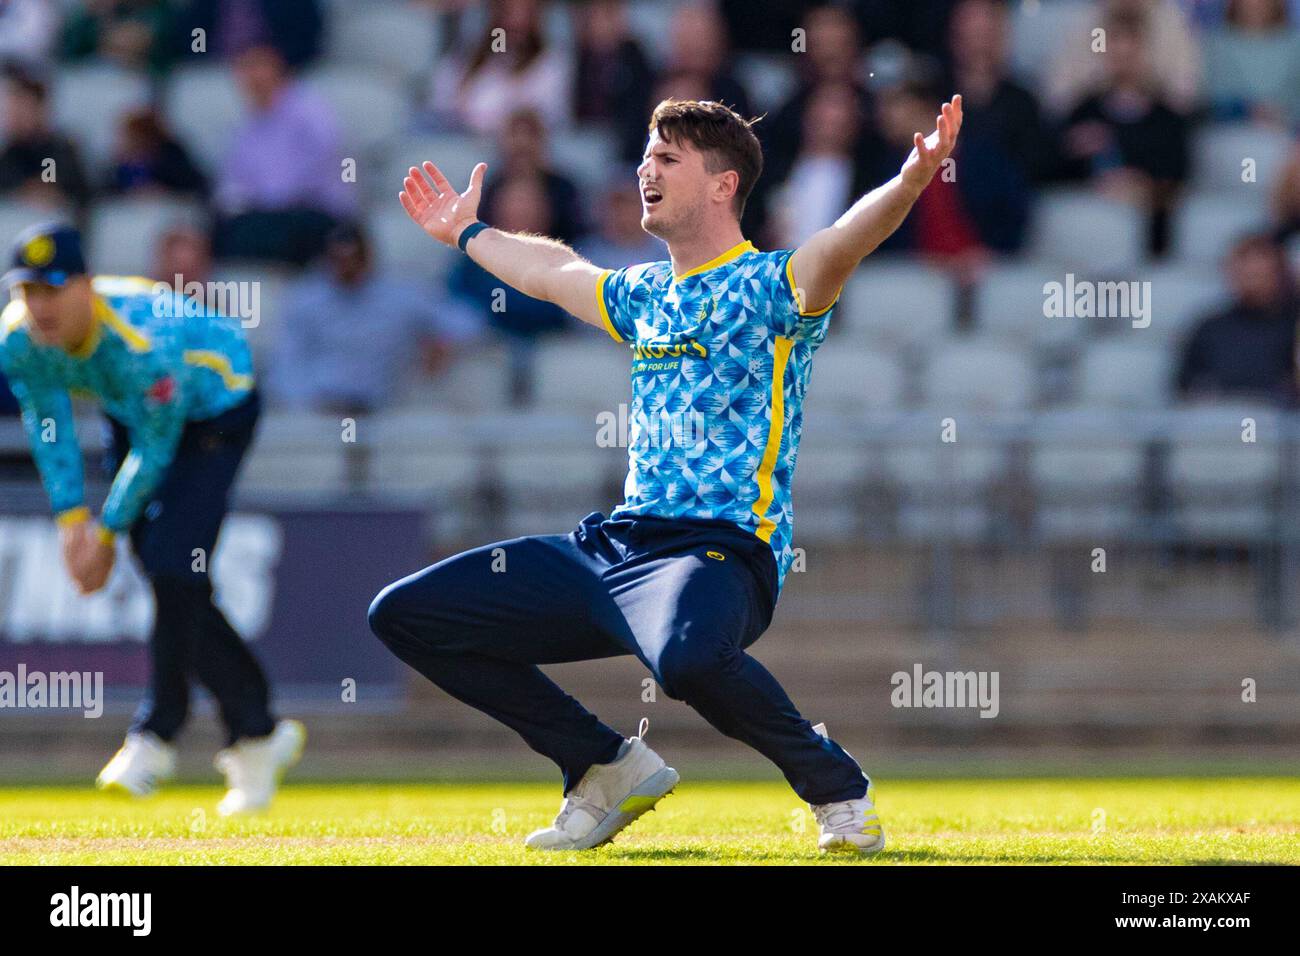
[
  {"xmin": 836, "ymin": 259, "xmax": 956, "ymax": 350},
  {"xmin": 325, "ymin": 1, "xmax": 439, "ymax": 83},
  {"xmin": 86, "ymin": 196, "xmax": 204, "ymax": 277},
  {"xmin": 1028, "ymin": 188, "xmax": 1147, "ymax": 276},
  {"xmin": 920, "ymin": 340, "xmax": 1036, "ymax": 411},
  {"xmin": 1074, "ymin": 339, "xmax": 1173, "ymax": 409},
  {"xmin": 1170, "ymin": 195, "xmax": 1272, "ymax": 265},
  {"xmin": 162, "ymin": 64, "xmax": 246, "ymax": 174},
  {"xmin": 50, "ymin": 64, "xmax": 151, "ymax": 177},
  {"xmin": 1190, "ymin": 122, "xmax": 1294, "ymax": 199}
]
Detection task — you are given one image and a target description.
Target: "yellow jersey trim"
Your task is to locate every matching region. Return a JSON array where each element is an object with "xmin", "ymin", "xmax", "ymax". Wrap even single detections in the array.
[
  {"xmin": 183, "ymin": 349, "xmax": 254, "ymax": 391},
  {"xmin": 751, "ymin": 335, "xmax": 793, "ymax": 544},
  {"xmin": 56, "ymin": 506, "xmax": 90, "ymax": 527},
  {"xmin": 595, "ymin": 269, "xmax": 624, "ymax": 342},
  {"xmin": 674, "ymin": 239, "xmax": 757, "ymax": 282},
  {"xmin": 90, "ymin": 296, "xmax": 151, "ymax": 354},
  {"xmin": 784, "ymin": 254, "xmax": 840, "ymax": 317}
]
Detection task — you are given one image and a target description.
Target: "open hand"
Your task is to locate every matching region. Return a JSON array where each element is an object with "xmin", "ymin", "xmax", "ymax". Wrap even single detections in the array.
[
  {"xmin": 399, "ymin": 161, "xmax": 487, "ymax": 247},
  {"xmin": 900, "ymin": 94, "xmax": 963, "ymax": 194}
]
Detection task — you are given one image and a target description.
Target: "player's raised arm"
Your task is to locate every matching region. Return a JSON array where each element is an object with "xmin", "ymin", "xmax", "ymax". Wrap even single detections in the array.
[
  {"xmin": 788, "ymin": 94, "xmax": 963, "ymax": 314},
  {"xmin": 399, "ymin": 161, "xmax": 607, "ymax": 330}
]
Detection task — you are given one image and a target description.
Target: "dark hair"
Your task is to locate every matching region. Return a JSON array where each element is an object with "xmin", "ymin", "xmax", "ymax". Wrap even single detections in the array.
[{"xmin": 648, "ymin": 99, "xmax": 763, "ymax": 219}]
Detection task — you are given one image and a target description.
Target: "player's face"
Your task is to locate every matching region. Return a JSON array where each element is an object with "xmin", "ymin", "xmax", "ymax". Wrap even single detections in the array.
[
  {"xmin": 636, "ymin": 130, "xmax": 711, "ymax": 240},
  {"xmin": 16, "ymin": 279, "xmax": 91, "ymax": 348}
]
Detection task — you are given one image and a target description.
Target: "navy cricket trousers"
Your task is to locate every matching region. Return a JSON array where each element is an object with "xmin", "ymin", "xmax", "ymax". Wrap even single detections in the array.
[
  {"xmin": 368, "ymin": 511, "xmax": 868, "ymax": 803},
  {"xmin": 107, "ymin": 392, "xmax": 276, "ymax": 746}
]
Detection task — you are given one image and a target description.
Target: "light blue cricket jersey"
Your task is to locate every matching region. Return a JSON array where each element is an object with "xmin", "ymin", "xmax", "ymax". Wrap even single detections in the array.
[
  {"xmin": 597, "ymin": 239, "xmax": 838, "ymax": 589},
  {"xmin": 0, "ymin": 275, "xmax": 255, "ymax": 533}
]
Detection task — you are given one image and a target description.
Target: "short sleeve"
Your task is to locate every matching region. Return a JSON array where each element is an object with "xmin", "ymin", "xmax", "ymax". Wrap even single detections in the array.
[
  {"xmin": 596, "ymin": 267, "xmax": 637, "ymax": 343},
  {"xmin": 766, "ymin": 249, "xmax": 839, "ymax": 343}
]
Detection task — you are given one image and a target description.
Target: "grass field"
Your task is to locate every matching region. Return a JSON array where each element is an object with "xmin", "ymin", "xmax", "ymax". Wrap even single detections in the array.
[{"xmin": 1, "ymin": 778, "xmax": 1297, "ymax": 865}]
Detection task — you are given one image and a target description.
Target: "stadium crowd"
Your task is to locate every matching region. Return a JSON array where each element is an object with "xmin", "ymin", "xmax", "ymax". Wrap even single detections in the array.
[{"xmin": 0, "ymin": 0, "xmax": 1298, "ymax": 417}]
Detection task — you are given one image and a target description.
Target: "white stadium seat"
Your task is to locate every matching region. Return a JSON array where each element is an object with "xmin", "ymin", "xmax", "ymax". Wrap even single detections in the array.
[
  {"xmin": 1167, "ymin": 405, "xmax": 1281, "ymax": 542},
  {"xmin": 302, "ymin": 65, "xmax": 409, "ymax": 159},
  {"xmin": 326, "ymin": 1, "xmax": 438, "ymax": 81},
  {"xmin": 531, "ymin": 337, "xmax": 631, "ymax": 414},
  {"xmin": 1028, "ymin": 189, "xmax": 1146, "ymax": 275},
  {"xmin": 1191, "ymin": 123, "xmax": 1293, "ymax": 199},
  {"xmin": 920, "ymin": 340, "xmax": 1035, "ymax": 411},
  {"xmin": 87, "ymin": 197, "xmax": 203, "ymax": 278},
  {"xmin": 0, "ymin": 199, "xmax": 71, "ymax": 249},
  {"xmin": 1171, "ymin": 195, "xmax": 1270, "ymax": 266},
  {"xmin": 974, "ymin": 261, "xmax": 1080, "ymax": 347},
  {"xmin": 51, "ymin": 65, "xmax": 151, "ymax": 176},
  {"xmin": 804, "ymin": 346, "xmax": 905, "ymax": 415},
  {"xmin": 1075, "ymin": 340, "xmax": 1172, "ymax": 408},
  {"xmin": 366, "ymin": 206, "xmax": 458, "ymax": 281},
  {"xmin": 836, "ymin": 259, "xmax": 956, "ymax": 349},
  {"xmin": 163, "ymin": 65, "xmax": 246, "ymax": 174}
]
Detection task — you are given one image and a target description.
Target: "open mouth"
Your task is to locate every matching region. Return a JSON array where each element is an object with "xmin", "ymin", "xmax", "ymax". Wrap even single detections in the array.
[{"xmin": 641, "ymin": 184, "xmax": 663, "ymax": 207}]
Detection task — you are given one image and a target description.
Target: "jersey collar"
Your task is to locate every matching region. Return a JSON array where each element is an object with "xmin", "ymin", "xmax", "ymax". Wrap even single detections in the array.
[{"xmin": 673, "ymin": 239, "xmax": 756, "ymax": 282}]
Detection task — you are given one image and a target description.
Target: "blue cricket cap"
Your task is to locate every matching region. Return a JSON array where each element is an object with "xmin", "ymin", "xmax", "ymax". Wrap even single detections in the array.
[{"xmin": 2, "ymin": 222, "xmax": 87, "ymax": 289}]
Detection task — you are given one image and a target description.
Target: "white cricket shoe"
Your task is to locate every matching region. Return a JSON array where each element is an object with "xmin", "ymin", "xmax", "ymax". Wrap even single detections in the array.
[
  {"xmin": 525, "ymin": 719, "xmax": 679, "ymax": 851},
  {"xmin": 96, "ymin": 731, "xmax": 176, "ymax": 797},
  {"xmin": 214, "ymin": 719, "xmax": 305, "ymax": 817},
  {"xmin": 807, "ymin": 720, "xmax": 885, "ymax": 854},
  {"xmin": 812, "ymin": 791, "xmax": 886, "ymax": 854}
]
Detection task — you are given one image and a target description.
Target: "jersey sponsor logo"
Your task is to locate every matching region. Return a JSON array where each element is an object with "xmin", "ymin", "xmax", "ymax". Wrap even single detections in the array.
[{"xmin": 631, "ymin": 339, "xmax": 708, "ymax": 361}]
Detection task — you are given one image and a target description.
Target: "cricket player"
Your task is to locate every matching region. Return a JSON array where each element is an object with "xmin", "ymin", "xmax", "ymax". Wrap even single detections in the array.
[
  {"xmin": 371, "ymin": 95, "xmax": 962, "ymax": 852},
  {"xmin": 0, "ymin": 223, "xmax": 304, "ymax": 815}
]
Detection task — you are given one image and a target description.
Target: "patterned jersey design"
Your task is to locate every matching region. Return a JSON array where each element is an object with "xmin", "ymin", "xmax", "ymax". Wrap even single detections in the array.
[
  {"xmin": 597, "ymin": 240, "xmax": 837, "ymax": 589},
  {"xmin": 0, "ymin": 275, "xmax": 254, "ymax": 532}
]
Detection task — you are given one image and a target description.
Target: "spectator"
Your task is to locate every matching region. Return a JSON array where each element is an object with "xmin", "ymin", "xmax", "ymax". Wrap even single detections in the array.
[
  {"xmin": 479, "ymin": 109, "xmax": 583, "ymax": 244},
  {"xmin": 446, "ymin": 174, "xmax": 570, "ymax": 406},
  {"xmin": 1202, "ymin": 0, "xmax": 1300, "ymax": 127},
  {"xmin": 60, "ymin": 0, "xmax": 176, "ymax": 74},
  {"xmin": 872, "ymin": 63, "xmax": 1029, "ymax": 283},
  {"xmin": 768, "ymin": 82, "xmax": 875, "ymax": 249},
  {"xmin": 577, "ymin": 179, "xmax": 665, "ymax": 268},
  {"xmin": 106, "ymin": 107, "xmax": 208, "ymax": 199},
  {"xmin": 173, "ymin": 0, "xmax": 323, "ymax": 68},
  {"xmin": 0, "ymin": 66, "xmax": 92, "ymax": 211},
  {"xmin": 430, "ymin": 0, "xmax": 571, "ymax": 135},
  {"xmin": 1046, "ymin": 0, "xmax": 1202, "ymax": 117},
  {"xmin": 270, "ymin": 223, "xmax": 474, "ymax": 414},
  {"xmin": 946, "ymin": 0, "xmax": 1049, "ymax": 185},
  {"xmin": 758, "ymin": 5, "xmax": 881, "ymax": 238},
  {"xmin": 0, "ymin": 0, "xmax": 58, "ymax": 68},
  {"xmin": 152, "ymin": 220, "xmax": 214, "ymax": 291},
  {"xmin": 1053, "ymin": 8, "xmax": 1191, "ymax": 255},
  {"xmin": 1176, "ymin": 233, "xmax": 1299, "ymax": 403},
  {"xmin": 572, "ymin": 0, "xmax": 655, "ymax": 163},
  {"xmin": 212, "ymin": 44, "xmax": 353, "ymax": 265},
  {"xmin": 659, "ymin": 3, "xmax": 752, "ymax": 120}
]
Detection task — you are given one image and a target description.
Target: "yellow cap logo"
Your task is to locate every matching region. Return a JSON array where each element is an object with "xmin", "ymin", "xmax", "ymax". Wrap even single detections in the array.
[
  {"xmin": 22, "ymin": 235, "xmax": 55, "ymax": 268},
  {"xmin": 706, "ymin": 550, "xmax": 725, "ymax": 561}
]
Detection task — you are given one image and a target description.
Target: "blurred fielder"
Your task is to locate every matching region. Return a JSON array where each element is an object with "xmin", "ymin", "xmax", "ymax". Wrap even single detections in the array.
[
  {"xmin": 372, "ymin": 95, "xmax": 962, "ymax": 852},
  {"xmin": 0, "ymin": 223, "xmax": 303, "ymax": 815}
]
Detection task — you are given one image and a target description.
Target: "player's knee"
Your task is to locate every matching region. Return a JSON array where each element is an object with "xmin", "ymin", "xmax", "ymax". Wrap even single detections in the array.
[
  {"xmin": 367, "ymin": 583, "xmax": 410, "ymax": 646},
  {"xmin": 655, "ymin": 642, "xmax": 731, "ymax": 701}
]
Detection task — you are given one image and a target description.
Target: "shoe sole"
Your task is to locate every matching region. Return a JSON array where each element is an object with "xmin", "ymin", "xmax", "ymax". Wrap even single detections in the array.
[
  {"xmin": 820, "ymin": 831, "xmax": 887, "ymax": 855},
  {"xmin": 537, "ymin": 765, "xmax": 681, "ymax": 851}
]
